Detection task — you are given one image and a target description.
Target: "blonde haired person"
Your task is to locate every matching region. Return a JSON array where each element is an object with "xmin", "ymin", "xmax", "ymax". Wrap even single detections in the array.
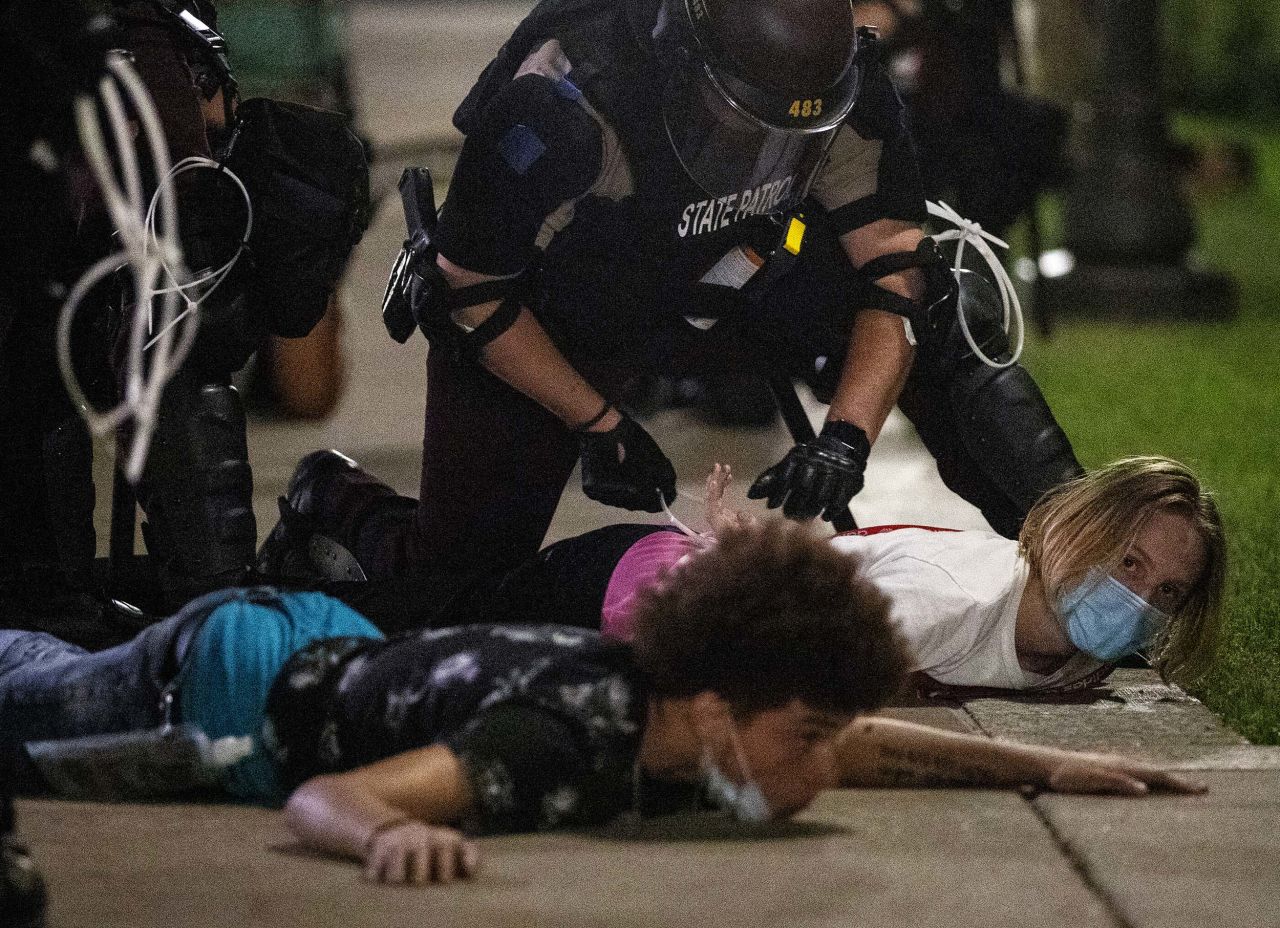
[
  {"xmin": 1017, "ymin": 456, "xmax": 1226, "ymax": 683},
  {"xmin": 319, "ymin": 456, "xmax": 1225, "ymax": 695},
  {"xmin": 575, "ymin": 456, "xmax": 1224, "ymax": 694},
  {"xmin": 821, "ymin": 455, "xmax": 1225, "ymax": 692}
]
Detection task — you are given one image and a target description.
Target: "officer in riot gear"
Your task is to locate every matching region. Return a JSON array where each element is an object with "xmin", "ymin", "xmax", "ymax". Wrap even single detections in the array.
[
  {"xmin": 108, "ymin": 1, "xmax": 368, "ymax": 611},
  {"xmin": 100, "ymin": 1, "xmax": 260, "ymax": 611},
  {"xmin": 0, "ymin": 0, "xmax": 257, "ymax": 616},
  {"xmin": 2, "ymin": 0, "xmax": 368, "ymax": 626},
  {"xmin": 261, "ymin": 0, "xmax": 1080, "ymax": 582},
  {"xmin": 2, "ymin": 0, "xmax": 145, "ymax": 634}
]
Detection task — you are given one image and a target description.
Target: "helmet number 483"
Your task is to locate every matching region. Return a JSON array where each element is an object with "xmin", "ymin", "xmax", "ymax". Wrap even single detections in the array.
[{"xmin": 789, "ymin": 98, "xmax": 823, "ymax": 118}]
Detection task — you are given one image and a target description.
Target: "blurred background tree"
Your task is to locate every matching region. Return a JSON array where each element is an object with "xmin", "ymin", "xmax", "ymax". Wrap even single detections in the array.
[
  {"xmin": 1016, "ymin": 0, "xmax": 1278, "ymax": 741},
  {"xmin": 1024, "ymin": 0, "xmax": 1280, "ymax": 117},
  {"xmin": 1164, "ymin": 0, "xmax": 1280, "ymax": 116},
  {"xmin": 217, "ymin": 0, "xmax": 354, "ymax": 113}
]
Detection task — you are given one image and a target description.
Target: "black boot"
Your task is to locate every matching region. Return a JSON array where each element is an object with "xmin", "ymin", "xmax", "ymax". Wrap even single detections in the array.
[
  {"xmin": 132, "ymin": 375, "xmax": 256, "ymax": 610},
  {"xmin": 255, "ymin": 449, "xmax": 369, "ymax": 582}
]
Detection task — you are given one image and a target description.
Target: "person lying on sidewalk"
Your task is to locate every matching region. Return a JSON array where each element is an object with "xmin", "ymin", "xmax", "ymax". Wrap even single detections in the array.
[
  {"xmin": 1, "ymin": 522, "xmax": 1203, "ymax": 886},
  {"xmin": 319, "ymin": 454, "xmax": 1226, "ymax": 695}
]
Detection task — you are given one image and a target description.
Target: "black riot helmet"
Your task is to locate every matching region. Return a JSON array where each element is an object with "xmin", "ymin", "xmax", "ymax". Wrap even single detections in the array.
[{"xmin": 646, "ymin": 0, "xmax": 868, "ymax": 200}]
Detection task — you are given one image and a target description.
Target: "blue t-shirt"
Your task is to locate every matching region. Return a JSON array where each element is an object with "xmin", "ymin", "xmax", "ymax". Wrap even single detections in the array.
[{"xmin": 179, "ymin": 588, "xmax": 382, "ymax": 804}]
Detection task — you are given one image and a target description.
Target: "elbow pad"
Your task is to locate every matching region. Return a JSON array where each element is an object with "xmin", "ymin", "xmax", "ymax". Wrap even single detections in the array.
[
  {"xmin": 856, "ymin": 238, "xmax": 956, "ymax": 347},
  {"xmin": 382, "ymin": 168, "xmax": 526, "ymax": 361}
]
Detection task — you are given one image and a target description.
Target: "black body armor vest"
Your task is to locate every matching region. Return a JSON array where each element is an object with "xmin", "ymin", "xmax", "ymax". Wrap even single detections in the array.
[{"xmin": 453, "ymin": 0, "xmax": 802, "ymax": 314}]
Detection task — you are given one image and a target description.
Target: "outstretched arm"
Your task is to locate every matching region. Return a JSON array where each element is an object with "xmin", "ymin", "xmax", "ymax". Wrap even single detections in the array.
[
  {"xmin": 284, "ymin": 745, "xmax": 481, "ymax": 884},
  {"xmin": 836, "ymin": 715, "xmax": 1208, "ymax": 795}
]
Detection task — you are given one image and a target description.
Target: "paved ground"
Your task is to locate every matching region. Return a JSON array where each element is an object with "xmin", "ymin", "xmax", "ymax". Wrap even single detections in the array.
[
  {"xmin": 34, "ymin": 3, "xmax": 1279, "ymax": 926},
  {"xmin": 19, "ymin": 683, "xmax": 1280, "ymax": 928}
]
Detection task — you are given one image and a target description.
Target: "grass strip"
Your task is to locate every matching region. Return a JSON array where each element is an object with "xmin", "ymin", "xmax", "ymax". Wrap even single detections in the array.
[{"xmin": 1017, "ymin": 117, "xmax": 1280, "ymax": 742}]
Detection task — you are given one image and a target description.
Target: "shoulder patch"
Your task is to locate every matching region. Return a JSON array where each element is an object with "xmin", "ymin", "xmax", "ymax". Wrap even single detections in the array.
[
  {"xmin": 499, "ymin": 124, "xmax": 549, "ymax": 175},
  {"xmin": 553, "ymin": 75, "xmax": 584, "ymax": 102}
]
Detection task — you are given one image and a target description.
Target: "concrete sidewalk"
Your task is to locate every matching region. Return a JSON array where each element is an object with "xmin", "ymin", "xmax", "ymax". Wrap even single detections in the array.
[
  {"xmin": 18, "ymin": 675, "xmax": 1279, "ymax": 928},
  {"xmin": 45, "ymin": 4, "xmax": 1276, "ymax": 927}
]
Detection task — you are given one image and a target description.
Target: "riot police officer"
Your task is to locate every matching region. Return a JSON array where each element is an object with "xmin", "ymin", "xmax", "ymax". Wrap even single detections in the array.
[
  {"xmin": 261, "ymin": 0, "xmax": 1081, "ymax": 580},
  {"xmin": 2, "ymin": 0, "xmax": 368, "ymax": 626}
]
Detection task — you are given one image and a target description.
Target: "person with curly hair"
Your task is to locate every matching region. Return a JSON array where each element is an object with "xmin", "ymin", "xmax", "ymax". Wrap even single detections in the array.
[
  {"xmin": 1, "ymin": 517, "xmax": 1202, "ymax": 885},
  {"xmin": 325, "ymin": 454, "xmax": 1223, "ymax": 701}
]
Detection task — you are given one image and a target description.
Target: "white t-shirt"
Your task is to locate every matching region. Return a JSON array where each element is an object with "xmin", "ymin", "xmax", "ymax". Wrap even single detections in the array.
[{"xmin": 830, "ymin": 528, "xmax": 1097, "ymax": 690}]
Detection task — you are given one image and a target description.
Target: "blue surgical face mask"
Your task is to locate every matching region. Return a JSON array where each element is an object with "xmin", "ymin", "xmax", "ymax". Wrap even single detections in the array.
[
  {"xmin": 701, "ymin": 722, "xmax": 772, "ymax": 824},
  {"xmin": 1056, "ymin": 566, "xmax": 1169, "ymax": 661}
]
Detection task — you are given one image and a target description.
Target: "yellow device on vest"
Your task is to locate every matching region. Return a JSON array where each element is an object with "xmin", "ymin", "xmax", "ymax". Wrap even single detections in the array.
[{"xmin": 783, "ymin": 215, "xmax": 806, "ymax": 255}]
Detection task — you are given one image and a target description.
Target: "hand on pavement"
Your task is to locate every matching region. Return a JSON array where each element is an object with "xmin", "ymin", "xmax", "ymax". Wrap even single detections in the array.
[
  {"xmin": 363, "ymin": 821, "xmax": 480, "ymax": 885},
  {"xmin": 1040, "ymin": 753, "xmax": 1208, "ymax": 796}
]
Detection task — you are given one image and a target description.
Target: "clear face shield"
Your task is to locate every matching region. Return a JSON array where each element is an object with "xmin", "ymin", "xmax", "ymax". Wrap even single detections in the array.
[
  {"xmin": 655, "ymin": 0, "xmax": 866, "ymax": 200},
  {"xmin": 661, "ymin": 64, "xmax": 835, "ymax": 200}
]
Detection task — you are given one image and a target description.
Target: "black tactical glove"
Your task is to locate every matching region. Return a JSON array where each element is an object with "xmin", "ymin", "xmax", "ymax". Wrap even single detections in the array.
[
  {"xmin": 749, "ymin": 419, "xmax": 870, "ymax": 522},
  {"xmin": 579, "ymin": 412, "xmax": 677, "ymax": 513}
]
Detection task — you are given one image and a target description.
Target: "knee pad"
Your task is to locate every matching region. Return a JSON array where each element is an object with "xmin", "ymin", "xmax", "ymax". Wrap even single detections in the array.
[
  {"xmin": 946, "ymin": 360, "xmax": 1083, "ymax": 517},
  {"xmin": 134, "ymin": 377, "xmax": 255, "ymax": 608}
]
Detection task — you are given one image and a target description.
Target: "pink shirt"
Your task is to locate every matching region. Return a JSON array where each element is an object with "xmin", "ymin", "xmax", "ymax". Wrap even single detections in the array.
[
  {"xmin": 602, "ymin": 526, "xmax": 950, "ymax": 641},
  {"xmin": 600, "ymin": 531, "xmax": 701, "ymax": 641}
]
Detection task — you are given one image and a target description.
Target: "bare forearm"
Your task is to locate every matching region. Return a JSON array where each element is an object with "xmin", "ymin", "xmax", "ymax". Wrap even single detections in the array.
[
  {"xmin": 285, "ymin": 775, "xmax": 414, "ymax": 860},
  {"xmin": 836, "ymin": 716, "xmax": 1058, "ymax": 789},
  {"xmin": 827, "ymin": 309, "xmax": 914, "ymax": 442},
  {"xmin": 476, "ymin": 307, "xmax": 620, "ymax": 430},
  {"xmin": 284, "ymin": 745, "xmax": 477, "ymax": 860},
  {"xmin": 838, "ymin": 715, "xmax": 1208, "ymax": 796},
  {"xmin": 829, "ymin": 221, "xmax": 926, "ymax": 441},
  {"xmin": 441, "ymin": 255, "xmax": 618, "ymax": 431}
]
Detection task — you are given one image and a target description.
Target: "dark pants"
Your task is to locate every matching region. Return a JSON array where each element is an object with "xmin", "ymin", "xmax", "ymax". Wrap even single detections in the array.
[
  {"xmin": 0, "ymin": 590, "xmax": 233, "ymax": 776},
  {"xmin": 324, "ymin": 524, "xmax": 675, "ymax": 637},
  {"xmin": 317, "ymin": 219, "xmax": 1067, "ymax": 577}
]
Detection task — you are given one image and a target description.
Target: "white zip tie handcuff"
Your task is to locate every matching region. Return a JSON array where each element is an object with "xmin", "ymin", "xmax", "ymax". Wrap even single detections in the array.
[
  {"xmin": 926, "ymin": 200, "xmax": 1025, "ymax": 369},
  {"xmin": 57, "ymin": 54, "xmax": 252, "ymax": 484},
  {"xmin": 659, "ymin": 489, "xmax": 713, "ymax": 545}
]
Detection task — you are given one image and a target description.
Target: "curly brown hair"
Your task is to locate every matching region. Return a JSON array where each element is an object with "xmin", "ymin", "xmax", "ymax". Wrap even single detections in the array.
[{"xmin": 629, "ymin": 521, "xmax": 908, "ymax": 716}]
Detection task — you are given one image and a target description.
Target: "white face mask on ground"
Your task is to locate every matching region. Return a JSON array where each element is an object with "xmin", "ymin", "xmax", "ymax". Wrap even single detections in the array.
[{"xmin": 701, "ymin": 721, "xmax": 772, "ymax": 823}]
